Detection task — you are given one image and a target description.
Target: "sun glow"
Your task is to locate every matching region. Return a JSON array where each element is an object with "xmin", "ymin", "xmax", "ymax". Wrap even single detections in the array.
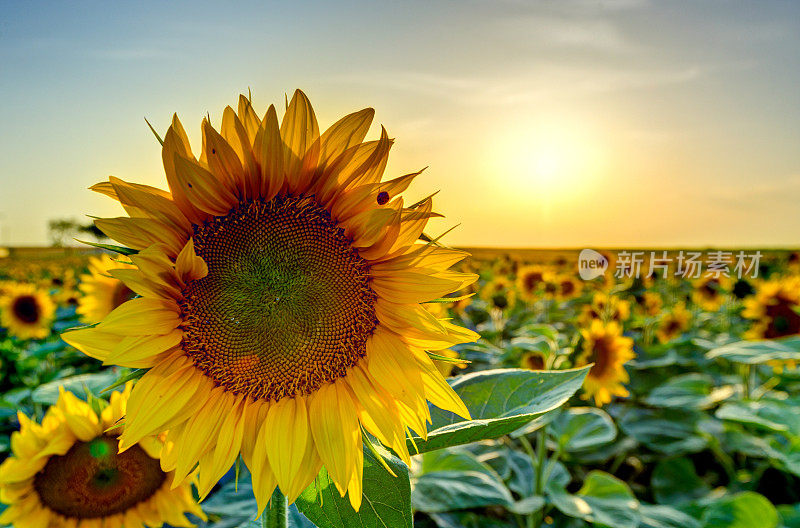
[{"xmin": 484, "ymin": 121, "xmax": 605, "ymax": 209}]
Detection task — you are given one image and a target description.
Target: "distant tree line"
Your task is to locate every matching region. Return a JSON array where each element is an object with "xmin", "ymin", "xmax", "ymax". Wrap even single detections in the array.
[{"xmin": 47, "ymin": 219, "xmax": 108, "ymax": 247}]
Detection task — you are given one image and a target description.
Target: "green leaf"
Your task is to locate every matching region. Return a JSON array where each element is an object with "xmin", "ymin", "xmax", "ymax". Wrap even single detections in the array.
[
  {"xmin": 100, "ymin": 369, "xmax": 144, "ymax": 394},
  {"xmin": 716, "ymin": 399, "xmax": 800, "ymax": 436},
  {"xmin": 706, "ymin": 337, "xmax": 800, "ymax": 364},
  {"xmin": 777, "ymin": 503, "xmax": 800, "ymax": 528},
  {"xmin": 618, "ymin": 408, "xmax": 707, "ymax": 455},
  {"xmin": 413, "ymin": 448, "xmax": 513, "ymax": 513},
  {"xmin": 31, "ymin": 370, "xmax": 121, "ymax": 404},
  {"xmin": 700, "ymin": 492, "xmax": 779, "ymax": 528},
  {"xmin": 639, "ymin": 504, "xmax": 701, "ymax": 528},
  {"xmin": 296, "ymin": 445, "xmax": 411, "ymax": 528},
  {"xmin": 408, "ymin": 366, "xmax": 589, "ymax": 453},
  {"xmin": 548, "ymin": 470, "xmax": 640, "ymax": 528},
  {"xmin": 651, "ymin": 458, "xmax": 710, "ymax": 505},
  {"xmin": 412, "ymin": 471, "xmax": 513, "ymax": 513},
  {"xmin": 549, "ymin": 407, "xmax": 617, "ymax": 452},
  {"xmin": 644, "ymin": 374, "xmax": 734, "ymax": 410}
]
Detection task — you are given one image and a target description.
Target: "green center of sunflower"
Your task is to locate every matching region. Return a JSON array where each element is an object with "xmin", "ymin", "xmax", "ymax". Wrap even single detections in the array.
[
  {"xmin": 33, "ymin": 436, "xmax": 166, "ymax": 518},
  {"xmin": 181, "ymin": 195, "xmax": 378, "ymax": 402},
  {"xmin": 12, "ymin": 295, "xmax": 40, "ymax": 324}
]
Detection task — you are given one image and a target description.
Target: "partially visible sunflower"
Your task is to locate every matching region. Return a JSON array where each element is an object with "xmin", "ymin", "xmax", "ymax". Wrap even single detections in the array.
[
  {"xmin": 634, "ymin": 291, "xmax": 662, "ymax": 317},
  {"xmin": 576, "ymin": 320, "xmax": 635, "ymax": 406},
  {"xmin": 656, "ymin": 302, "xmax": 692, "ymax": 343},
  {"xmin": 578, "ymin": 292, "xmax": 630, "ymax": 327},
  {"xmin": 520, "ymin": 351, "xmax": 547, "ymax": 371},
  {"xmin": 692, "ymin": 276, "xmax": 732, "ymax": 312},
  {"xmin": 481, "ymin": 276, "xmax": 516, "ymax": 311},
  {"xmin": 743, "ymin": 277, "xmax": 800, "ymax": 340},
  {"xmin": 63, "ymin": 90, "xmax": 478, "ymax": 511},
  {"xmin": 545, "ymin": 274, "xmax": 582, "ymax": 302},
  {"xmin": 516, "ymin": 265, "xmax": 552, "ymax": 302},
  {"xmin": 77, "ymin": 254, "xmax": 139, "ymax": 323},
  {"xmin": 0, "ymin": 283, "xmax": 55, "ymax": 340},
  {"xmin": 0, "ymin": 385, "xmax": 205, "ymax": 528}
]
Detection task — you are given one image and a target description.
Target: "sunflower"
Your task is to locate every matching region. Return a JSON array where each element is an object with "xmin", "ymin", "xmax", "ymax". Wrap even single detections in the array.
[
  {"xmin": 77, "ymin": 254, "xmax": 139, "ymax": 323},
  {"xmin": 63, "ymin": 90, "xmax": 478, "ymax": 511},
  {"xmin": 742, "ymin": 277, "xmax": 800, "ymax": 340},
  {"xmin": 516, "ymin": 265, "xmax": 552, "ymax": 302},
  {"xmin": 544, "ymin": 274, "xmax": 583, "ymax": 302},
  {"xmin": 655, "ymin": 302, "xmax": 692, "ymax": 343},
  {"xmin": 691, "ymin": 276, "xmax": 731, "ymax": 312},
  {"xmin": 577, "ymin": 292, "xmax": 630, "ymax": 327},
  {"xmin": 0, "ymin": 385, "xmax": 205, "ymax": 528},
  {"xmin": 520, "ymin": 351, "xmax": 547, "ymax": 371},
  {"xmin": 576, "ymin": 320, "xmax": 635, "ymax": 406},
  {"xmin": 634, "ymin": 291, "xmax": 662, "ymax": 317},
  {"xmin": 480, "ymin": 276, "xmax": 516, "ymax": 310},
  {"xmin": 0, "ymin": 283, "xmax": 55, "ymax": 340}
]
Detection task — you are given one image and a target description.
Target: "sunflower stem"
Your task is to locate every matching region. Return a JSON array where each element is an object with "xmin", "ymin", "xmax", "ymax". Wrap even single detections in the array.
[{"xmin": 262, "ymin": 488, "xmax": 288, "ymax": 528}]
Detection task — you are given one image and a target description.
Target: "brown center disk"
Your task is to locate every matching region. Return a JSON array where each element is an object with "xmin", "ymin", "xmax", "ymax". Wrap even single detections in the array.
[
  {"xmin": 587, "ymin": 336, "xmax": 615, "ymax": 378},
  {"xmin": 33, "ymin": 436, "xmax": 166, "ymax": 519},
  {"xmin": 12, "ymin": 295, "xmax": 40, "ymax": 324},
  {"xmin": 764, "ymin": 295, "xmax": 800, "ymax": 338},
  {"xmin": 181, "ymin": 196, "xmax": 378, "ymax": 402}
]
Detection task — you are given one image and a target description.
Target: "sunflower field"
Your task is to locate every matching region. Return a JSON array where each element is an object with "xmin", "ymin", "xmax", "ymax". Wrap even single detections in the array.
[{"xmin": 2, "ymin": 93, "xmax": 800, "ymax": 528}]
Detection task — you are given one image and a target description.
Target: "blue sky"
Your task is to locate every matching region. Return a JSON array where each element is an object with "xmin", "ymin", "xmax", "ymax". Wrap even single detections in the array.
[{"xmin": 1, "ymin": 0, "xmax": 798, "ymax": 247}]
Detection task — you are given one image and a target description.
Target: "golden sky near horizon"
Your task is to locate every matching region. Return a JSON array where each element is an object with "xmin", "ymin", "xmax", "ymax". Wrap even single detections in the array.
[{"xmin": 1, "ymin": 1, "xmax": 798, "ymax": 248}]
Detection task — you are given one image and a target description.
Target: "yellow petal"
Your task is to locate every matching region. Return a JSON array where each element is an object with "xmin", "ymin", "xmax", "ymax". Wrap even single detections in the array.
[
  {"xmin": 308, "ymin": 381, "xmax": 360, "ymax": 496},
  {"xmin": 175, "ymin": 238, "xmax": 208, "ymax": 283},
  {"xmin": 263, "ymin": 396, "xmax": 310, "ymax": 498},
  {"xmin": 99, "ymin": 297, "xmax": 181, "ymax": 335},
  {"xmin": 172, "ymin": 154, "xmax": 237, "ymax": 216},
  {"xmin": 281, "ymin": 89, "xmax": 319, "ymax": 187},
  {"xmin": 253, "ymin": 104, "xmax": 284, "ymax": 201}
]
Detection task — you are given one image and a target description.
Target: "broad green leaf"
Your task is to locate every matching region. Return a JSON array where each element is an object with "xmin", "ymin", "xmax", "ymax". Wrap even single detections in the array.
[
  {"xmin": 412, "ymin": 471, "xmax": 513, "ymax": 512},
  {"xmin": 651, "ymin": 458, "xmax": 710, "ymax": 505},
  {"xmin": 639, "ymin": 504, "xmax": 701, "ymax": 528},
  {"xmin": 716, "ymin": 399, "xmax": 800, "ymax": 436},
  {"xmin": 408, "ymin": 366, "xmax": 590, "ymax": 453},
  {"xmin": 548, "ymin": 470, "xmax": 640, "ymax": 528},
  {"xmin": 31, "ymin": 370, "xmax": 121, "ymax": 404},
  {"xmin": 618, "ymin": 408, "xmax": 707, "ymax": 455},
  {"xmin": 644, "ymin": 374, "xmax": 734, "ymax": 410},
  {"xmin": 777, "ymin": 503, "xmax": 800, "ymax": 528},
  {"xmin": 700, "ymin": 492, "xmax": 778, "ymax": 528},
  {"xmin": 549, "ymin": 407, "xmax": 617, "ymax": 451},
  {"xmin": 413, "ymin": 448, "xmax": 512, "ymax": 512},
  {"xmin": 428, "ymin": 512, "xmax": 514, "ymax": 528},
  {"xmin": 707, "ymin": 337, "xmax": 800, "ymax": 364},
  {"xmin": 296, "ymin": 446, "xmax": 411, "ymax": 528}
]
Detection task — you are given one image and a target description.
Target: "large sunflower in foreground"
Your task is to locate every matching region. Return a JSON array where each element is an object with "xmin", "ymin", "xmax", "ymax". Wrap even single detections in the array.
[
  {"xmin": 63, "ymin": 90, "xmax": 478, "ymax": 511},
  {"xmin": 575, "ymin": 320, "xmax": 635, "ymax": 406},
  {"xmin": 0, "ymin": 385, "xmax": 204, "ymax": 528},
  {"xmin": 0, "ymin": 283, "xmax": 55, "ymax": 340},
  {"xmin": 77, "ymin": 254, "xmax": 138, "ymax": 323}
]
